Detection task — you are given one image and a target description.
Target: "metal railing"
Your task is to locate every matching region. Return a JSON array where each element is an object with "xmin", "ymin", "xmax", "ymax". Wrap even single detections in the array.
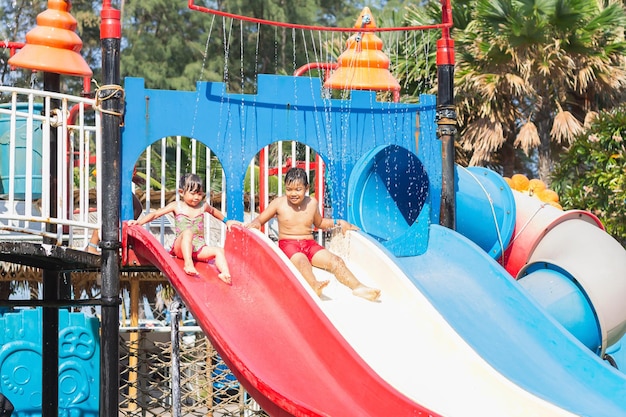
[
  {"xmin": 0, "ymin": 86, "xmax": 101, "ymax": 247},
  {"xmin": 131, "ymin": 137, "xmax": 327, "ymax": 249}
]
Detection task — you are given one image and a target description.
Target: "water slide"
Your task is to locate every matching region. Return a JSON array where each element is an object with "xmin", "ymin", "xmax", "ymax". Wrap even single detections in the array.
[
  {"xmin": 344, "ymin": 145, "xmax": 626, "ymax": 416},
  {"xmin": 124, "ymin": 212, "xmax": 626, "ymax": 417},
  {"xmin": 123, "ymin": 224, "xmax": 435, "ymax": 417},
  {"xmin": 122, "ymin": 142, "xmax": 626, "ymax": 416}
]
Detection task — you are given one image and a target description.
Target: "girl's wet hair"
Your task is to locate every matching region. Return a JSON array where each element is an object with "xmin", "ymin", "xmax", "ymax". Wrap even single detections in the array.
[
  {"xmin": 285, "ymin": 167, "xmax": 309, "ymax": 187},
  {"xmin": 179, "ymin": 173, "xmax": 204, "ymax": 194}
]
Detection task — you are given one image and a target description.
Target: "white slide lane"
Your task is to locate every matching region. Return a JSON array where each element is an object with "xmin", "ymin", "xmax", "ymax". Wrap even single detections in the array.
[{"xmin": 255, "ymin": 229, "xmax": 579, "ymax": 417}]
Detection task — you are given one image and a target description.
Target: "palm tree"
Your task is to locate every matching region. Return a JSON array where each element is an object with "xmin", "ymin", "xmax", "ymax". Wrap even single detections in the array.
[
  {"xmin": 397, "ymin": 0, "xmax": 626, "ymax": 182},
  {"xmin": 551, "ymin": 104, "xmax": 626, "ymax": 246}
]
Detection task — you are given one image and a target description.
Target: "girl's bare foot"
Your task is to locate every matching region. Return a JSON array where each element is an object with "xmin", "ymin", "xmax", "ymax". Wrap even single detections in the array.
[
  {"xmin": 352, "ymin": 285, "xmax": 381, "ymax": 302},
  {"xmin": 218, "ymin": 272, "xmax": 232, "ymax": 285},
  {"xmin": 184, "ymin": 263, "xmax": 199, "ymax": 276},
  {"xmin": 312, "ymin": 280, "xmax": 330, "ymax": 297}
]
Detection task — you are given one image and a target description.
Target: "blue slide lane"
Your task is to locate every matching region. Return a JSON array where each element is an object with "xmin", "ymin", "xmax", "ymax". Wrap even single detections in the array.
[{"xmin": 394, "ymin": 224, "xmax": 626, "ymax": 417}]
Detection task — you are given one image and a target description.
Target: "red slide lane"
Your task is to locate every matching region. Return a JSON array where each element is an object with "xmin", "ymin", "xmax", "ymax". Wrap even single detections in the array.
[{"xmin": 124, "ymin": 224, "xmax": 437, "ymax": 417}]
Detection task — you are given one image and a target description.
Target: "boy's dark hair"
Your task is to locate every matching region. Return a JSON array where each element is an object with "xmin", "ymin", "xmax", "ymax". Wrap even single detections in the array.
[
  {"xmin": 179, "ymin": 173, "xmax": 204, "ymax": 194},
  {"xmin": 285, "ymin": 167, "xmax": 309, "ymax": 187}
]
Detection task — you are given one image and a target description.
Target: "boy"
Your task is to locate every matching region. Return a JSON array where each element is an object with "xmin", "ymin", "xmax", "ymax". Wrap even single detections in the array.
[{"xmin": 246, "ymin": 167, "xmax": 380, "ymax": 301}]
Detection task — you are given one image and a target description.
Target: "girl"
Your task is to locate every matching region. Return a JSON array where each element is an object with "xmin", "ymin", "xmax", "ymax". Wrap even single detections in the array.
[{"xmin": 128, "ymin": 173, "xmax": 236, "ymax": 283}]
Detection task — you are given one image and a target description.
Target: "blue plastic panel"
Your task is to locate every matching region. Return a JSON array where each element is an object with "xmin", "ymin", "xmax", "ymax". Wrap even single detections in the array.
[
  {"xmin": 0, "ymin": 309, "xmax": 100, "ymax": 417},
  {"xmin": 455, "ymin": 166, "xmax": 516, "ymax": 260}
]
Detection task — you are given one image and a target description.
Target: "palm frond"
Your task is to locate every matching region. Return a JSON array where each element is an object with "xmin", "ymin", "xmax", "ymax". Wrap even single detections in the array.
[
  {"xmin": 551, "ymin": 110, "xmax": 585, "ymax": 144},
  {"xmin": 461, "ymin": 118, "xmax": 505, "ymax": 153},
  {"xmin": 514, "ymin": 121, "xmax": 541, "ymax": 153}
]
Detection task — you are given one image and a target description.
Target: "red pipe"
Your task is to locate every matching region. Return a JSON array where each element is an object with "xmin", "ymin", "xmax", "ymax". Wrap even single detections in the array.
[
  {"xmin": 258, "ymin": 148, "xmax": 267, "ymax": 232},
  {"xmin": 188, "ymin": 0, "xmax": 452, "ymax": 33},
  {"xmin": 315, "ymin": 154, "xmax": 324, "ymax": 218},
  {"xmin": 1, "ymin": 41, "xmax": 24, "ymax": 70},
  {"xmin": 437, "ymin": 0, "xmax": 455, "ymax": 66},
  {"xmin": 67, "ymin": 103, "xmax": 96, "ymax": 167},
  {"xmin": 100, "ymin": 0, "xmax": 121, "ymax": 40},
  {"xmin": 267, "ymin": 157, "xmax": 320, "ymax": 176},
  {"xmin": 293, "ymin": 62, "xmax": 338, "ymax": 78},
  {"xmin": 0, "ymin": 41, "xmax": 24, "ymax": 56}
]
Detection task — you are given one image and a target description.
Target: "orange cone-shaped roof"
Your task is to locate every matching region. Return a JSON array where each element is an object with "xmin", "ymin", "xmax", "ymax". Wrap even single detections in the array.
[
  {"xmin": 9, "ymin": 0, "xmax": 92, "ymax": 77},
  {"xmin": 324, "ymin": 7, "xmax": 400, "ymax": 92}
]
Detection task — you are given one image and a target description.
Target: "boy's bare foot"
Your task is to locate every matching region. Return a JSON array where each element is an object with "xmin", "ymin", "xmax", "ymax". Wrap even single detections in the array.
[
  {"xmin": 352, "ymin": 285, "xmax": 381, "ymax": 302},
  {"xmin": 184, "ymin": 263, "xmax": 199, "ymax": 276},
  {"xmin": 312, "ymin": 280, "xmax": 330, "ymax": 297},
  {"xmin": 218, "ymin": 272, "xmax": 232, "ymax": 285}
]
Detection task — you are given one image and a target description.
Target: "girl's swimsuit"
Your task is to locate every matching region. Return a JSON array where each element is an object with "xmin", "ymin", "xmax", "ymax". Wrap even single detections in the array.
[
  {"xmin": 169, "ymin": 211, "xmax": 207, "ymax": 258},
  {"xmin": 278, "ymin": 238, "xmax": 324, "ymax": 262}
]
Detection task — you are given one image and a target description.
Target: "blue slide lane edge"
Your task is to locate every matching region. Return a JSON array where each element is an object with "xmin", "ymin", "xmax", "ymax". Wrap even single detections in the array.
[{"xmin": 393, "ymin": 224, "xmax": 626, "ymax": 417}]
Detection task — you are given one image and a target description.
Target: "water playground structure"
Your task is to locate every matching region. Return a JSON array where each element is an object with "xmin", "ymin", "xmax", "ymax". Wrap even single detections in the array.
[{"xmin": 1, "ymin": 0, "xmax": 626, "ymax": 416}]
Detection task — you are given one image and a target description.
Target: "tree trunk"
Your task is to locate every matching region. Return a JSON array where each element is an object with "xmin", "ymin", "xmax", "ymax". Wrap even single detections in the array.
[
  {"xmin": 500, "ymin": 140, "xmax": 516, "ymax": 177},
  {"xmin": 536, "ymin": 117, "xmax": 553, "ymax": 187}
]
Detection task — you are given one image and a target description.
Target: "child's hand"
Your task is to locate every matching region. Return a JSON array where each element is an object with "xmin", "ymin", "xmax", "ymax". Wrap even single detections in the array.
[
  {"xmin": 337, "ymin": 219, "xmax": 358, "ymax": 235},
  {"xmin": 127, "ymin": 220, "xmax": 139, "ymax": 226},
  {"xmin": 224, "ymin": 220, "xmax": 241, "ymax": 231},
  {"xmin": 245, "ymin": 220, "xmax": 262, "ymax": 230}
]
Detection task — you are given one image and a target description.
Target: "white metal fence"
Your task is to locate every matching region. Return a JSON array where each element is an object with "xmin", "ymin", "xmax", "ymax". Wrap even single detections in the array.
[{"xmin": 0, "ymin": 86, "xmax": 101, "ymax": 247}]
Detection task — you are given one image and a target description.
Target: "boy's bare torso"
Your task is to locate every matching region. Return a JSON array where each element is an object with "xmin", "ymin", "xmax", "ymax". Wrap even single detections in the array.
[{"xmin": 275, "ymin": 195, "xmax": 319, "ymax": 240}]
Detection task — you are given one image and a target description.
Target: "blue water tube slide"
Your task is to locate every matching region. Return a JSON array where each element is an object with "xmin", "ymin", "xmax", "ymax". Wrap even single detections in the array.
[{"xmin": 346, "ymin": 144, "xmax": 626, "ymax": 416}]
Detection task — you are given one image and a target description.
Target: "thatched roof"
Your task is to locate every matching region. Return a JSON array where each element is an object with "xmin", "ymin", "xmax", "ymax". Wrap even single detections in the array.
[{"xmin": 0, "ymin": 261, "xmax": 168, "ymax": 301}]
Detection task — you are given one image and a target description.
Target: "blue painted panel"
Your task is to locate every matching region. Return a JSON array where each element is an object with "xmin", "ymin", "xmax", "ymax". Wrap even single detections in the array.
[
  {"xmin": 0, "ymin": 309, "xmax": 100, "ymax": 417},
  {"xmin": 0, "ymin": 103, "xmax": 44, "ymax": 199},
  {"xmin": 121, "ymin": 75, "xmax": 435, "ymax": 222}
]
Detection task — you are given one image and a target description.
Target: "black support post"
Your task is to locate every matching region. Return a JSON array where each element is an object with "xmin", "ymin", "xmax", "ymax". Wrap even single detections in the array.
[
  {"xmin": 437, "ymin": 0, "xmax": 457, "ymax": 230},
  {"xmin": 41, "ymin": 270, "xmax": 58, "ymax": 417},
  {"xmin": 99, "ymin": 3, "xmax": 122, "ymax": 417},
  {"xmin": 42, "ymin": 71, "xmax": 60, "ymax": 417},
  {"xmin": 170, "ymin": 299, "xmax": 182, "ymax": 417}
]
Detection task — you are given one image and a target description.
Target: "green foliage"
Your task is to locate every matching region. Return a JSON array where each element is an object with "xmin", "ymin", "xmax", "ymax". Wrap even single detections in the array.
[
  {"xmin": 69, "ymin": 0, "xmax": 102, "ymax": 83},
  {"xmin": 73, "ymin": 166, "xmax": 97, "ymax": 189},
  {"xmin": 551, "ymin": 107, "xmax": 626, "ymax": 246},
  {"xmin": 120, "ymin": 0, "xmax": 216, "ymax": 91},
  {"xmin": 119, "ymin": 0, "xmax": 361, "ymax": 92},
  {"xmin": 134, "ymin": 136, "xmax": 226, "ymax": 191},
  {"xmin": 395, "ymin": 0, "xmax": 626, "ymax": 179},
  {"xmin": 244, "ymin": 165, "xmax": 278, "ymax": 194},
  {"xmin": 377, "ymin": 2, "xmax": 438, "ymax": 99}
]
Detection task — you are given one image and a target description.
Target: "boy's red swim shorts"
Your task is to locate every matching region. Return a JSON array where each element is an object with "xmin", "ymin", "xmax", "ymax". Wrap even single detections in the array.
[{"xmin": 278, "ymin": 238, "xmax": 324, "ymax": 262}]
